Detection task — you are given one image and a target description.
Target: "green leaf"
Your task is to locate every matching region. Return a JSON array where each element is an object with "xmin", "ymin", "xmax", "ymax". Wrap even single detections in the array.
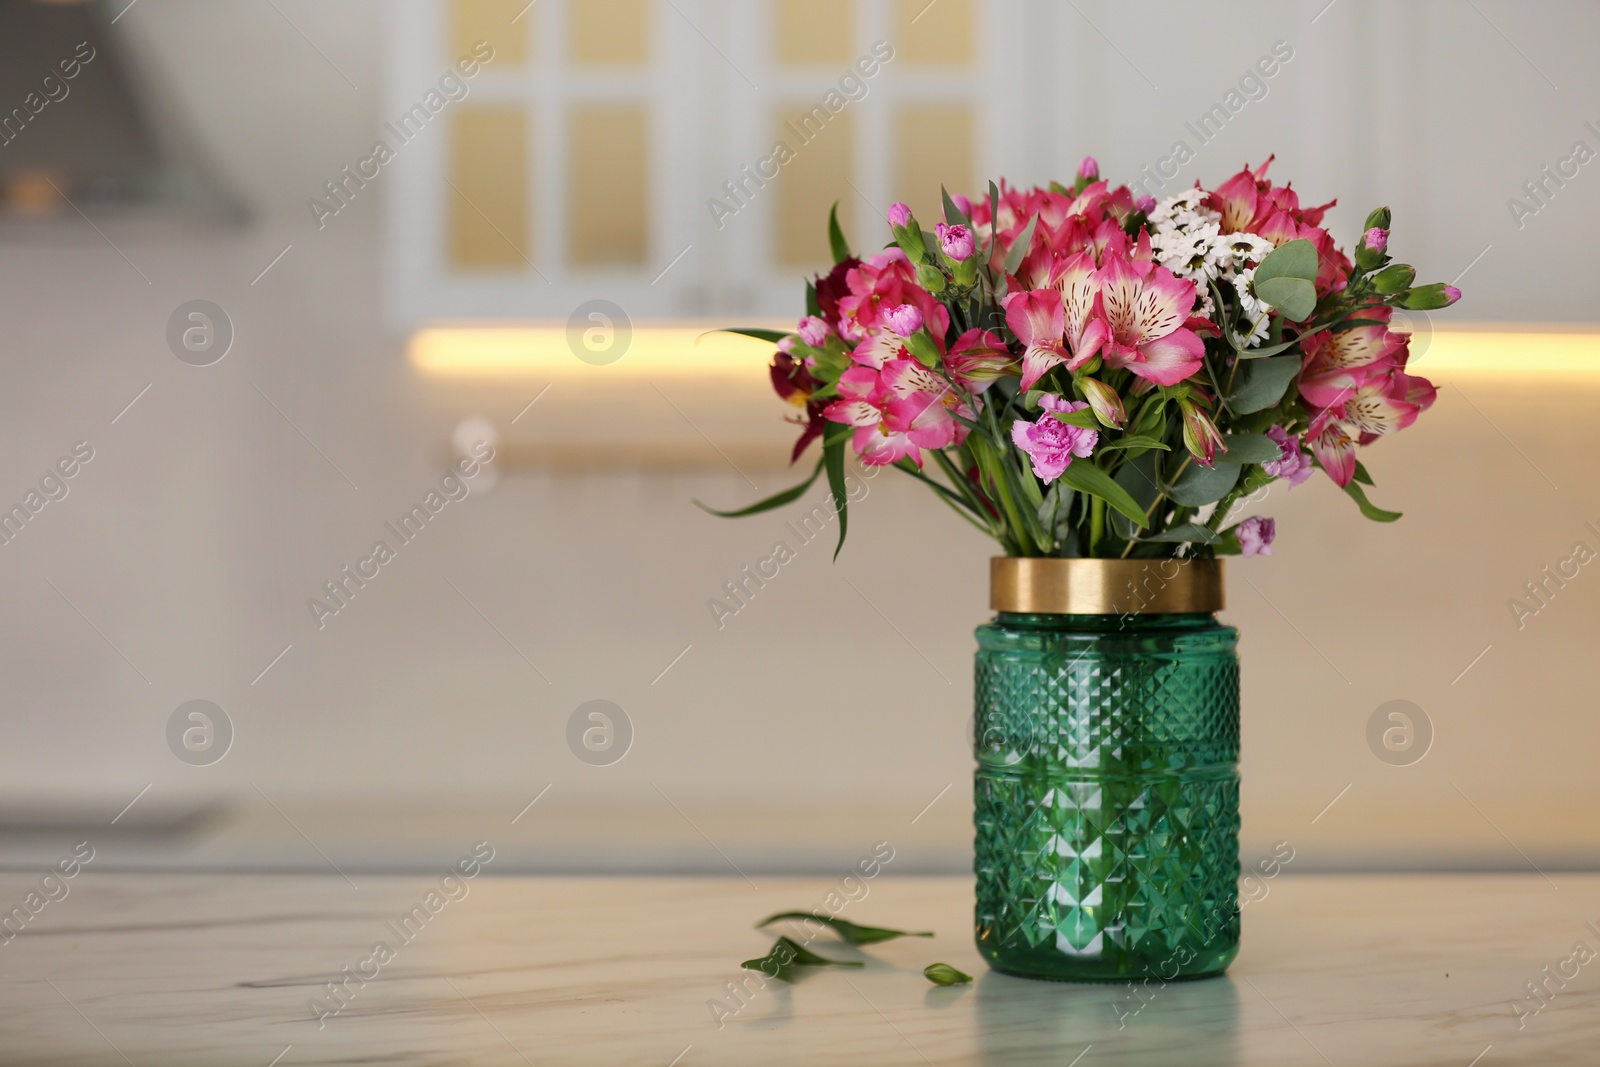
[
  {"xmin": 693, "ymin": 457, "xmax": 822, "ymax": 518},
  {"xmin": 1255, "ymin": 238, "xmax": 1319, "ymax": 284},
  {"xmin": 805, "ymin": 280, "xmax": 820, "ymax": 318},
  {"xmin": 1110, "ymin": 449, "xmax": 1163, "ymax": 538},
  {"xmin": 1228, "ymin": 355, "xmax": 1301, "ymax": 414},
  {"xmin": 717, "ymin": 327, "xmax": 792, "ymax": 345},
  {"xmin": 941, "ymin": 185, "xmax": 969, "ymax": 226},
  {"xmin": 1036, "ymin": 481, "xmax": 1075, "ymax": 541},
  {"xmin": 1059, "ymin": 460, "xmax": 1148, "ymax": 529},
  {"xmin": 1096, "ymin": 435, "xmax": 1170, "ymax": 454},
  {"xmin": 1049, "ymin": 408, "xmax": 1101, "ymax": 430},
  {"xmin": 823, "ymin": 424, "xmax": 850, "ymax": 560},
  {"xmin": 1002, "ymin": 216, "xmax": 1038, "ymax": 277},
  {"xmin": 1217, "ymin": 432, "xmax": 1284, "ymax": 465},
  {"xmin": 923, "ymin": 963, "xmax": 973, "ymax": 986},
  {"xmin": 1255, "ymin": 276, "xmax": 1317, "ymax": 322},
  {"xmin": 1167, "ymin": 460, "xmax": 1241, "ymax": 507},
  {"xmin": 741, "ymin": 936, "xmax": 863, "ymax": 983},
  {"xmin": 1353, "ymin": 459, "xmax": 1375, "ymax": 486},
  {"xmin": 1234, "ymin": 335, "xmax": 1300, "ymax": 359},
  {"xmin": 828, "ymin": 202, "xmax": 852, "ymax": 263},
  {"xmin": 758, "ymin": 912, "xmax": 933, "ymax": 946},
  {"xmin": 1342, "ymin": 478, "xmax": 1402, "ymax": 522},
  {"xmin": 1138, "ymin": 522, "xmax": 1221, "ymax": 544}
]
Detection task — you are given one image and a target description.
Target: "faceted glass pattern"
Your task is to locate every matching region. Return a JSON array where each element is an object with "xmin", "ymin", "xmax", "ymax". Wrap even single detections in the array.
[{"xmin": 974, "ymin": 612, "xmax": 1240, "ymax": 982}]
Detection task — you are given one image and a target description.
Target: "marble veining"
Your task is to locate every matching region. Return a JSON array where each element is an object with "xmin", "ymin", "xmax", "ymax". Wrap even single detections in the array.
[{"xmin": 0, "ymin": 872, "xmax": 1595, "ymax": 1065}]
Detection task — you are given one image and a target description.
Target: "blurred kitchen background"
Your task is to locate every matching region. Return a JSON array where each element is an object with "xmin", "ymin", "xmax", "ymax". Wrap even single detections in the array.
[{"xmin": 1, "ymin": 0, "xmax": 1596, "ymax": 878}]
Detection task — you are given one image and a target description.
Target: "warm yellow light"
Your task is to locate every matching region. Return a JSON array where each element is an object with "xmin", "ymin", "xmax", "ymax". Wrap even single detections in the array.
[
  {"xmin": 408, "ymin": 324, "xmax": 1600, "ymax": 380},
  {"xmin": 409, "ymin": 325, "xmax": 789, "ymax": 380},
  {"xmin": 1411, "ymin": 328, "xmax": 1600, "ymax": 377}
]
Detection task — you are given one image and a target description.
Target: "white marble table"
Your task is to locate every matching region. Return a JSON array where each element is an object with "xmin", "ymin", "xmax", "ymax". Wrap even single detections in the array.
[{"xmin": 0, "ymin": 872, "xmax": 1593, "ymax": 1065}]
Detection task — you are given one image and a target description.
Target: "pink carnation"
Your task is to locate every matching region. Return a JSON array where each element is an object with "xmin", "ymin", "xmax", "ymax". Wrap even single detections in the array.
[
  {"xmin": 935, "ymin": 222, "xmax": 975, "ymax": 262},
  {"xmin": 884, "ymin": 303, "xmax": 923, "ymax": 337},
  {"xmin": 1238, "ymin": 516, "xmax": 1276, "ymax": 557},
  {"xmin": 1262, "ymin": 426, "xmax": 1313, "ymax": 487},
  {"xmin": 887, "ymin": 202, "xmax": 912, "ymax": 228},
  {"xmin": 1010, "ymin": 395, "xmax": 1097, "ymax": 484}
]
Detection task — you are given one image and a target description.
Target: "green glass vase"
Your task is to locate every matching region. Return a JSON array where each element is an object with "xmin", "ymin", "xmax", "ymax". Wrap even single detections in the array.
[{"xmin": 973, "ymin": 609, "xmax": 1240, "ymax": 982}]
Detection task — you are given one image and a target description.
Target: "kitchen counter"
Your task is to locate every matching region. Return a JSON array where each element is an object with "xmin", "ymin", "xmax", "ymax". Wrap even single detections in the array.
[{"xmin": 3, "ymin": 871, "xmax": 1593, "ymax": 1065}]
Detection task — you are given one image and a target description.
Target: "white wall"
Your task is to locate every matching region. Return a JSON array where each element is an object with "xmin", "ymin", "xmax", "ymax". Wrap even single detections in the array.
[{"xmin": 0, "ymin": 0, "xmax": 1595, "ymax": 874}]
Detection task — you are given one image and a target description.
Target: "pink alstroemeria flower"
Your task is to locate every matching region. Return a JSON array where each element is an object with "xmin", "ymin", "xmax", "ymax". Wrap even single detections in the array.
[
  {"xmin": 1262, "ymin": 426, "xmax": 1313, "ymax": 487},
  {"xmin": 1307, "ymin": 367, "xmax": 1435, "ymax": 487},
  {"xmin": 1095, "ymin": 251, "xmax": 1205, "ymax": 386},
  {"xmin": 1002, "ymin": 289, "xmax": 1069, "ymax": 392},
  {"xmin": 1298, "ymin": 311, "xmax": 1406, "ymax": 410},
  {"xmin": 1010, "ymin": 395, "xmax": 1098, "ymax": 484},
  {"xmin": 1237, "ymin": 516, "xmax": 1276, "ymax": 557},
  {"xmin": 944, "ymin": 329, "xmax": 1015, "ymax": 393},
  {"xmin": 822, "ymin": 360, "xmax": 969, "ymax": 469}
]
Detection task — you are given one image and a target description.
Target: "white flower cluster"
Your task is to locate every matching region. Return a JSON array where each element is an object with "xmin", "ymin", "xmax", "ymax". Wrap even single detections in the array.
[{"xmin": 1147, "ymin": 190, "xmax": 1277, "ymax": 346}]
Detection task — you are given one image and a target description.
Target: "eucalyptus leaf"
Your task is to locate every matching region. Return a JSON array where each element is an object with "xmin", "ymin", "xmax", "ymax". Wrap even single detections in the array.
[
  {"xmin": 1138, "ymin": 522, "xmax": 1221, "ymax": 544},
  {"xmin": 828, "ymin": 201, "xmax": 852, "ymax": 263},
  {"xmin": 1059, "ymin": 460, "xmax": 1149, "ymax": 528},
  {"xmin": 1254, "ymin": 238, "xmax": 1319, "ymax": 284},
  {"xmin": 758, "ymin": 912, "xmax": 933, "ymax": 946},
  {"xmin": 693, "ymin": 457, "xmax": 823, "ymax": 518},
  {"xmin": 1228, "ymin": 355, "xmax": 1301, "ymax": 414},
  {"xmin": 1255, "ymin": 276, "xmax": 1317, "ymax": 322},
  {"xmin": 1217, "ymin": 432, "xmax": 1284, "ymax": 465},
  {"xmin": 924, "ymin": 963, "xmax": 973, "ymax": 986},
  {"xmin": 1167, "ymin": 460, "xmax": 1241, "ymax": 507},
  {"xmin": 1111, "ymin": 449, "xmax": 1164, "ymax": 538},
  {"xmin": 1037, "ymin": 482, "xmax": 1076, "ymax": 540},
  {"xmin": 741, "ymin": 936, "xmax": 863, "ymax": 983}
]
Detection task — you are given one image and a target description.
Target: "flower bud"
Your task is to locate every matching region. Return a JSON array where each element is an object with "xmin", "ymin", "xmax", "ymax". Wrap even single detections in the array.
[
  {"xmin": 914, "ymin": 262, "xmax": 948, "ymax": 294},
  {"xmin": 1355, "ymin": 226, "xmax": 1389, "ymax": 270},
  {"xmin": 950, "ymin": 193, "xmax": 974, "ymax": 220},
  {"xmin": 1399, "ymin": 282, "xmax": 1460, "ymax": 311},
  {"xmin": 1077, "ymin": 156, "xmax": 1099, "ymax": 183},
  {"xmin": 1179, "ymin": 400, "xmax": 1226, "ymax": 468},
  {"xmin": 902, "ymin": 330, "xmax": 943, "ymax": 368},
  {"xmin": 1078, "ymin": 377, "xmax": 1126, "ymax": 427},
  {"xmin": 1363, "ymin": 206, "xmax": 1392, "ymax": 232},
  {"xmin": 797, "ymin": 315, "xmax": 829, "ymax": 347},
  {"xmin": 884, "ymin": 304, "xmax": 924, "ymax": 338},
  {"xmin": 1372, "ymin": 263, "xmax": 1415, "ymax": 295},
  {"xmin": 887, "ymin": 202, "xmax": 912, "ymax": 229},
  {"xmin": 1135, "ymin": 195, "xmax": 1156, "ymax": 215},
  {"xmin": 936, "ymin": 222, "xmax": 975, "ymax": 263}
]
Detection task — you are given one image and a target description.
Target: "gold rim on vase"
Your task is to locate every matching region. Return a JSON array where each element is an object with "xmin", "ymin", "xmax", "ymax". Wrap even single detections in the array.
[{"xmin": 989, "ymin": 556, "xmax": 1225, "ymax": 615}]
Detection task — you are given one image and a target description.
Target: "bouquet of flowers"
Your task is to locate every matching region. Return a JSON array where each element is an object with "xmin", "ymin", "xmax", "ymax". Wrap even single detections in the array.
[{"xmin": 705, "ymin": 157, "xmax": 1458, "ymax": 559}]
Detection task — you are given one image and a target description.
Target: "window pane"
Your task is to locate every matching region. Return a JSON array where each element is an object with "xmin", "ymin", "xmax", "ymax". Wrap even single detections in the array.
[
  {"xmin": 774, "ymin": 0, "xmax": 853, "ymax": 65},
  {"xmin": 773, "ymin": 102, "xmax": 854, "ymax": 266},
  {"xmin": 451, "ymin": 0, "xmax": 531, "ymax": 67},
  {"xmin": 892, "ymin": 101, "xmax": 973, "ymax": 220},
  {"xmin": 568, "ymin": 103, "xmax": 650, "ymax": 265},
  {"xmin": 569, "ymin": 0, "xmax": 650, "ymax": 66},
  {"xmin": 893, "ymin": 0, "xmax": 972, "ymax": 65},
  {"xmin": 449, "ymin": 106, "xmax": 531, "ymax": 268}
]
